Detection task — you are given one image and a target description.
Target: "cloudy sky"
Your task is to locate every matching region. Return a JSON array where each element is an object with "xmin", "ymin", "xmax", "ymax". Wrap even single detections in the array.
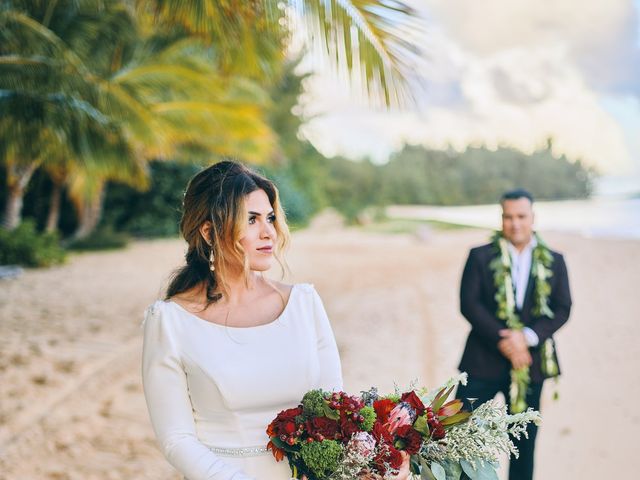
[{"xmin": 299, "ymin": 0, "xmax": 640, "ymax": 175}]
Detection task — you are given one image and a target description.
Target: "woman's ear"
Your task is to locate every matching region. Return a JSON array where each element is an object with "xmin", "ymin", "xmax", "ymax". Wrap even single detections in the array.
[{"xmin": 199, "ymin": 221, "xmax": 213, "ymax": 246}]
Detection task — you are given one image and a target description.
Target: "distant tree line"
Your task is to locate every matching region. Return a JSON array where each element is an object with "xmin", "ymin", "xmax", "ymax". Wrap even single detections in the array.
[
  {"xmin": 321, "ymin": 143, "xmax": 596, "ymax": 222},
  {"xmin": 105, "ymin": 140, "xmax": 597, "ymax": 230}
]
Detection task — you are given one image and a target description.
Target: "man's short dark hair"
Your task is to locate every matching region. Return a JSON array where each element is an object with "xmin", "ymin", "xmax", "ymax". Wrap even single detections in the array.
[{"xmin": 500, "ymin": 188, "xmax": 534, "ymax": 204}]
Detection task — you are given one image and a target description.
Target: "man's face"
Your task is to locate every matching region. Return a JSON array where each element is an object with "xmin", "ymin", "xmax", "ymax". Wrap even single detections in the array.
[{"xmin": 501, "ymin": 197, "xmax": 534, "ymax": 248}]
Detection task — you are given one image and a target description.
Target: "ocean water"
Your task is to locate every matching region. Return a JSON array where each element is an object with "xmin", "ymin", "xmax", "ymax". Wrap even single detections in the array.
[
  {"xmin": 387, "ymin": 172, "xmax": 640, "ymax": 239},
  {"xmin": 387, "ymin": 192, "xmax": 640, "ymax": 240}
]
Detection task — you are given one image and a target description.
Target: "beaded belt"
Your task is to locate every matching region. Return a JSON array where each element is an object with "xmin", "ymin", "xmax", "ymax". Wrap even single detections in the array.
[{"xmin": 208, "ymin": 445, "xmax": 269, "ymax": 457}]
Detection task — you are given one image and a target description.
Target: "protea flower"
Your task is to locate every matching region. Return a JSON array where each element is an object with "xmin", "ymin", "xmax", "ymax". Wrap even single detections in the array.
[
  {"xmin": 346, "ymin": 431, "xmax": 377, "ymax": 458},
  {"xmin": 384, "ymin": 402, "xmax": 416, "ymax": 435}
]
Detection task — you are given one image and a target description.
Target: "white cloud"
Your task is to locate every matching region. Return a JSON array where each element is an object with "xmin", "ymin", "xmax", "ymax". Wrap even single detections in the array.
[
  {"xmin": 299, "ymin": 0, "xmax": 640, "ymax": 173},
  {"xmin": 424, "ymin": 0, "xmax": 640, "ymax": 96}
]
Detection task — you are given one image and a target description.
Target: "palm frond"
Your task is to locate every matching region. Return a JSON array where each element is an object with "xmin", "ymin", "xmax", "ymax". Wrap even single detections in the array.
[
  {"xmin": 296, "ymin": 0, "xmax": 424, "ymax": 107},
  {"xmin": 137, "ymin": 0, "xmax": 286, "ymax": 80}
]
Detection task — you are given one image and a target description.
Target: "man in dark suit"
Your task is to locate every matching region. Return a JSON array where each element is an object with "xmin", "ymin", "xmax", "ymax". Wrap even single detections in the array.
[{"xmin": 455, "ymin": 189, "xmax": 572, "ymax": 480}]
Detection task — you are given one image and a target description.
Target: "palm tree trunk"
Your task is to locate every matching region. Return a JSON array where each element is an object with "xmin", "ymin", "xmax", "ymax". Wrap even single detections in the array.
[
  {"xmin": 72, "ymin": 183, "xmax": 106, "ymax": 240},
  {"xmin": 2, "ymin": 162, "xmax": 38, "ymax": 230},
  {"xmin": 45, "ymin": 180, "xmax": 63, "ymax": 233}
]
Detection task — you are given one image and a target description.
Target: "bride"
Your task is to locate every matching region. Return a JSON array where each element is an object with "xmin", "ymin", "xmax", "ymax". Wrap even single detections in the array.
[{"xmin": 141, "ymin": 160, "xmax": 410, "ymax": 479}]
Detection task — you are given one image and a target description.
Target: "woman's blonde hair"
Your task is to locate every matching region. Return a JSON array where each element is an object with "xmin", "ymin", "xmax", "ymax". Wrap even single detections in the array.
[{"xmin": 165, "ymin": 160, "xmax": 290, "ymax": 306}]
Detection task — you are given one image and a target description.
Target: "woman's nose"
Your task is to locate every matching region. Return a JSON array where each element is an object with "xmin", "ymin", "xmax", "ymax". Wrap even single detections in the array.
[{"xmin": 261, "ymin": 221, "xmax": 275, "ymax": 238}]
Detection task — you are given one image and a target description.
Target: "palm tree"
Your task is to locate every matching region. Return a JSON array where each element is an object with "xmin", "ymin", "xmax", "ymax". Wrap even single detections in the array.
[
  {"xmin": 0, "ymin": 1, "xmax": 275, "ymax": 236},
  {"xmin": 64, "ymin": 37, "xmax": 278, "ymax": 239},
  {"xmin": 1, "ymin": 0, "xmax": 423, "ymax": 238},
  {"xmin": 140, "ymin": 0, "xmax": 423, "ymax": 107}
]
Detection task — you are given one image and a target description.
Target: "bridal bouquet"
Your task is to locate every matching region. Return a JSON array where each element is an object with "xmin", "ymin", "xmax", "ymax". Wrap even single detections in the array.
[{"xmin": 266, "ymin": 374, "xmax": 541, "ymax": 480}]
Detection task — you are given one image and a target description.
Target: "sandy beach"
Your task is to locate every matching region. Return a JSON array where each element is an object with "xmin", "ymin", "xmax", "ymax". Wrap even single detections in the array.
[{"xmin": 0, "ymin": 219, "xmax": 638, "ymax": 479}]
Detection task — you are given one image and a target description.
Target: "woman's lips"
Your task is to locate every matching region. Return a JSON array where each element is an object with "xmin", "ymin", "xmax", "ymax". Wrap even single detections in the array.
[{"xmin": 257, "ymin": 246, "xmax": 273, "ymax": 254}]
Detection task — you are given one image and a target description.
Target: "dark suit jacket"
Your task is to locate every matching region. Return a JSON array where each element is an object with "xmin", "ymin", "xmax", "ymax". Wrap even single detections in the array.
[{"xmin": 458, "ymin": 242, "xmax": 572, "ymax": 383}]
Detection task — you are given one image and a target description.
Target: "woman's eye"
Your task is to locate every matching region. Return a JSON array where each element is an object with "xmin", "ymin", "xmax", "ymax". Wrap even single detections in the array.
[
  {"xmin": 267, "ymin": 214, "xmax": 276, "ymax": 223},
  {"xmin": 248, "ymin": 216, "xmax": 256, "ymax": 224}
]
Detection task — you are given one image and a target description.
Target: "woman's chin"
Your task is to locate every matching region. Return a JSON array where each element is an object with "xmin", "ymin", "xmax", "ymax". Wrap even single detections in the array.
[{"xmin": 250, "ymin": 261, "xmax": 273, "ymax": 272}]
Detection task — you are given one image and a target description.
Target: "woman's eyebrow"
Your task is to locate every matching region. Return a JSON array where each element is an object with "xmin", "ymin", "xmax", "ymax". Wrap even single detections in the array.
[{"xmin": 247, "ymin": 210, "xmax": 275, "ymax": 216}]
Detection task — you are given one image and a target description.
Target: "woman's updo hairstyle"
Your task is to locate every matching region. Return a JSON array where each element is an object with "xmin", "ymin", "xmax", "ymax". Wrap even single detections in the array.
[{"xmin": 165, "ymin": 160, "xmax": 290, "ymax": 306}]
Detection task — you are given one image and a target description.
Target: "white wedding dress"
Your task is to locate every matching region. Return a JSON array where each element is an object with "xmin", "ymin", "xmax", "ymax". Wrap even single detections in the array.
[{"xmin": 142, "ymin": 283, "xmax": 343, "ymax": 480}]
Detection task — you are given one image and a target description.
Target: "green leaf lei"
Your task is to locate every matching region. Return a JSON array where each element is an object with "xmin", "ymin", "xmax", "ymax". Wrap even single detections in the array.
[{"xmin": 489, "ymin": 231, "xmax": 558, "ymax": 413}]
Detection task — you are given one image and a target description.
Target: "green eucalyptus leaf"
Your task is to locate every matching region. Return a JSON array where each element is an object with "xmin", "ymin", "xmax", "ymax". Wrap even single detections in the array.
[
  {"xmin": 431, "ymin": 462, "xmax": 446, "ymax": 480},
  {"xmin": 460, "ymin": 459, "xmax": 478, "ymax": 480},
  {"xmin": 460, "ymin": 459, "xmax": 499, "ymax": 480},
  {"xmin": 441, "ymin": 459, "xmax": 462, "ymax": 480},
  {"xmin": 420, "ymin": 461, "xmax": 437, "ymax": 480},
  {"xmin": 410, "ymin": 455, "xmax": 422, "ymax": 474}
]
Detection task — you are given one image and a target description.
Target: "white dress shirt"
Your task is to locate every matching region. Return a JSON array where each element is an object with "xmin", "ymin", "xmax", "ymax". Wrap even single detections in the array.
[{"xmin": 507, "ymin": 237, "xmax": 540, "ymax": 347}]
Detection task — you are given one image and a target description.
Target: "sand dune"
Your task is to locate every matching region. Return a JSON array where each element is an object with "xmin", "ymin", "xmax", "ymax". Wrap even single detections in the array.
[{"xmin": 0, "ymin": 223, "xmax": 638, "ymax": 479}]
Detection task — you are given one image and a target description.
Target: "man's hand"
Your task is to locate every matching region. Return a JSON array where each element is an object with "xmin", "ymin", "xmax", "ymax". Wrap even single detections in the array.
[
  {"xmin": 498, "ymin": 329, "xmax": 532, "ymax": 369},
  {"xmin": 507, "ymin": 349, "xmax": 533, "ymax": 369}
]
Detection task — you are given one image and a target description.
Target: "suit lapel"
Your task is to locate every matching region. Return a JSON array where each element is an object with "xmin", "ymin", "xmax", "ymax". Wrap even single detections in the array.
[{"xmin": 521, "ymin": 267, "xmax": 536, "ymax": 319}]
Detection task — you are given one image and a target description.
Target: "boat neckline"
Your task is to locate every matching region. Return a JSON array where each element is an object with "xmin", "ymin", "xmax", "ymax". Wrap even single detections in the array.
[{"xmin": 166, "ymin": 283, "xmax": 298, "ymax": 330}]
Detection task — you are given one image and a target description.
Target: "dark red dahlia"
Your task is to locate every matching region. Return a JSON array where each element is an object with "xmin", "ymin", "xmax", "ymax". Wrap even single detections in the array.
[
  {"xmin": 305, "ymin": 416, "xmax": 340, "ymax": 440},
  {"xmin": 400, "ymin": 391, "xmax": 426, "ymax": 416},
  {"xmin": 395, "ymin": 425, "xmax": 423, "ymax": 455}
]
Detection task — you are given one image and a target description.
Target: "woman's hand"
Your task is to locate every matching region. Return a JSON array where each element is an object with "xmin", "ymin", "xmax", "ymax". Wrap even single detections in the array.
[{"xmin": 393, "ymin": 451, "xmax": 411, "ymax": 480}]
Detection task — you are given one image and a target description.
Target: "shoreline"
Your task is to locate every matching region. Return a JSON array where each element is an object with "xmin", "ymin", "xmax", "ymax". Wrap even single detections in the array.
[{"xmin": 385, "ymin": 198, "xmax": 640, "ymax": 240}]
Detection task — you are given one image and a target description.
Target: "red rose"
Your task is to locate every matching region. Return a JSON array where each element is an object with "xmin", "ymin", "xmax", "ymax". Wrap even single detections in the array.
[
  {"xmin": 373, "ymin": 398, "xmax": 396, "ymax": 424},
  {"xmin": 395, "ymin": 425, "xmax": 423, "ymax": 455},
  {"xmin": 400, "ymin": 391, "xmax": 426, "ymax": 416},
  {"xmin": 306, "ymin": 416, "xmax": 340, "ymax": 440},
  {"xmin": 267, "ymin": 406, "xmax": 302, "ymax": 439}
]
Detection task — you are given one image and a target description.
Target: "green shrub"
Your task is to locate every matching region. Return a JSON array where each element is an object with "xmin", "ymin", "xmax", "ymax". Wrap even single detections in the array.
[
  {"xmin": 102, "ymin": 161, "xmax": 201, "ymax": 238},
  {"xmin": 67, "ymin": 227, "xmax": 129, "ymax": 251},
  {"xmin": 0, "ymin": 220, "xmax": 66, "ymax": 267}
]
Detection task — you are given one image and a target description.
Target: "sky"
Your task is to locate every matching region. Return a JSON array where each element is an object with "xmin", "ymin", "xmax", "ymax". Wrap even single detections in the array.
[{"xmin": 298, "ymin": 0, "xmax": 640, "ymax": 176}]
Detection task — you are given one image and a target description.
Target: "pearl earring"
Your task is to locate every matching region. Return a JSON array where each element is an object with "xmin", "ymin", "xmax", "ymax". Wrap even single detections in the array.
[{"xmin": 209, "ymin": 248, "xmax": 215, "ymax": 272}]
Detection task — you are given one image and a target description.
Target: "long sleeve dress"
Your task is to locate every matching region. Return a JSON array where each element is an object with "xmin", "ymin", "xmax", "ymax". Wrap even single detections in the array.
[{"xmin": 142, "ymin": 283, "xmax": 344, "ymax": 480}]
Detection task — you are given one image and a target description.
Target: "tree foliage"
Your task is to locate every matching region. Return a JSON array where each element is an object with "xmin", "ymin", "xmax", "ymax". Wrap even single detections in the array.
[
  {"xmin": 1, "ymin": 0, "xmax": 423, "ymax": 248},
  {"xmin": 322, "ymin": 144, "xmax": 596, "ymax": 222}
]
